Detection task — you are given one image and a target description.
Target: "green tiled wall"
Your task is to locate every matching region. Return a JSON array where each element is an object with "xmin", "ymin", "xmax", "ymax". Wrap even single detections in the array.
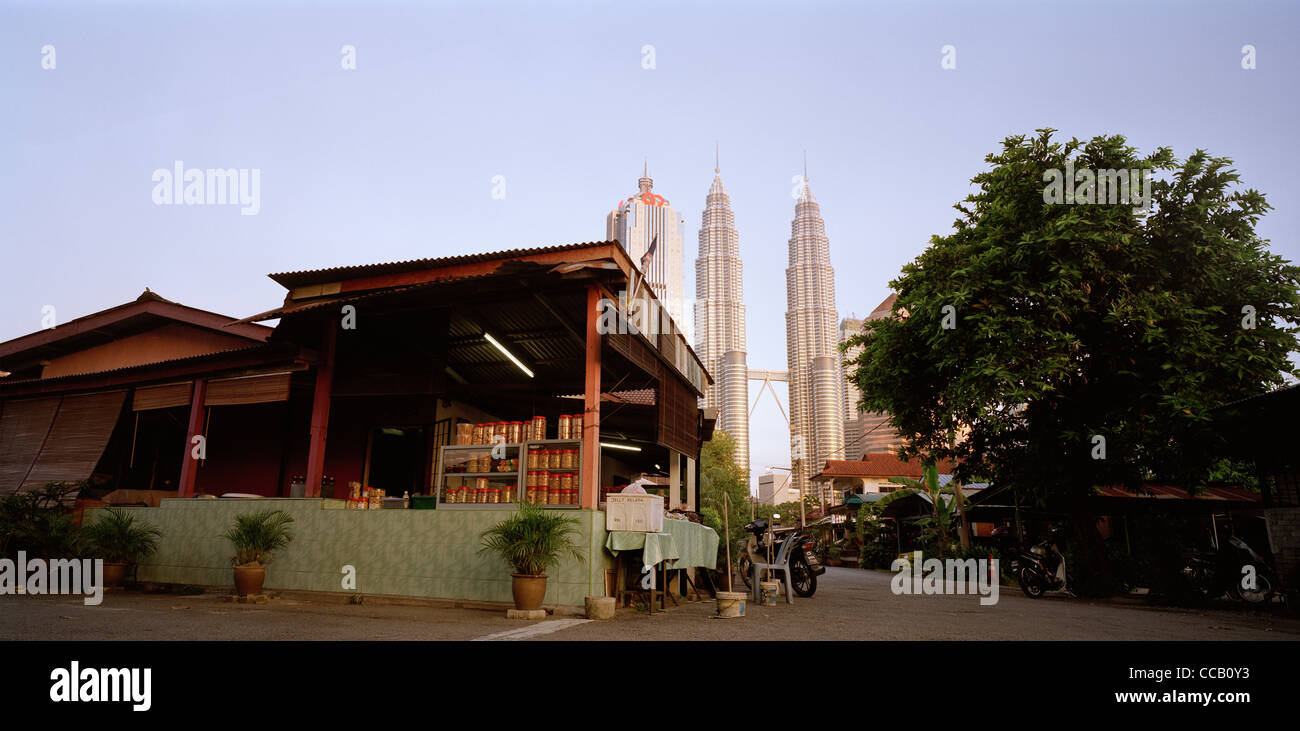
[{"xmin": 90, "ymin": 499, "xmax": 612, "ymax": 608}]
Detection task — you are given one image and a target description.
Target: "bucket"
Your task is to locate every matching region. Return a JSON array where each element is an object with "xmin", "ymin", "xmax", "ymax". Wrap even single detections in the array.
[
  {"xmin": 759, "ymin": 580, "xmax": 781, "ymax": 606},
  {"xmin": 585, "ymin": 596, "xmax": 616, "ymax": 620},
  {"xmin": 715, "ymin": 591, "xmax": 746, "ymax": 618}
]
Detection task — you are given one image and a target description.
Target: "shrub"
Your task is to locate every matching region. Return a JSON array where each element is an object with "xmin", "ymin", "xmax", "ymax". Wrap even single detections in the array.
[
  {"xmin": 0, "ymin": 482, "xmax": 84, "ymax": 558},
  {"xmin": 224, "ymin": 510, "xmax": 295, "ymax": 566},
  {"xmin": 479, "ymin": 502, "xmax": 584, "ymax": 576},
  {"xmin": 82, "ymin": 507, "xmax": 161, "ymax": 563}
]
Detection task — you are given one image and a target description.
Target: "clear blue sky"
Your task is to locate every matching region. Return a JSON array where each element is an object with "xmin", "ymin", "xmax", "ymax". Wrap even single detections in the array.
[{"xmin": 2, "ymin": 0, "xmax": 1297, "ymax": 492}]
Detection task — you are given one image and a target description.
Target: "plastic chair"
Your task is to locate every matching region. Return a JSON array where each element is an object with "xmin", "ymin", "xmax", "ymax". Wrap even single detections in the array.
[{"xmin": 750, "ymin": 537, "xmax": 794, "ymax": 604}]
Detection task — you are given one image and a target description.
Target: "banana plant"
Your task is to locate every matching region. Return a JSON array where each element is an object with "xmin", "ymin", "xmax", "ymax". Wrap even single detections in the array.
[{"xmin": 889, "ymin": 460, "xmax": 958, "ymax": 559}]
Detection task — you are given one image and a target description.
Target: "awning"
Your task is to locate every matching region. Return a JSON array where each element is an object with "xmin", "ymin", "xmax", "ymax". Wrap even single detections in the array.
[
  {"xmin": 20, "ymin": 391, "xmax": 127, "ymax": 491},
  {"xmin": 205, "ymin": 372, "xmax": 292, "ymax": 406},
  {"xmin": 0, "ymin": 397, "xmax": 61, "ymax": 494},
  {"xmin": 132, "ymin": 381, "xmax": 193, "ymax": 411}
]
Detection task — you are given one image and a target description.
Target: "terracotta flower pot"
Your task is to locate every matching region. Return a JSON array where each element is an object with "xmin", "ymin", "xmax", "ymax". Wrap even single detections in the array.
[
  {"xmin": 102, "ymin": 561, "xmax": 131, "ymax": 588},
  {"xmin": 233, "ymin": 565, "xmax": 267, "ymax": 597},
  {"xmin": 511, "ymin": 574, "xmax": 548, "ymax": 611}
]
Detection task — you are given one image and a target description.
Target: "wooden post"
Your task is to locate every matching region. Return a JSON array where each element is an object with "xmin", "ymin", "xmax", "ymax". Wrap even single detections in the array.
[
  {"xmin": 305, "ymin": 323, "xmax": 337, "ymax": 498},
  {"xmin": 580, "ymin": 285, "xmax": 602, "ymax": 510},
  {"xmin": 177, "ymin": 378, "xmax": 207, "ymax": 498}
]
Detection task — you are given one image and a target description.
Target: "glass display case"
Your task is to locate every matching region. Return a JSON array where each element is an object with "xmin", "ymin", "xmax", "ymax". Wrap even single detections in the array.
[{"xmin": 436, "ymin": 439, "xmax": 581, "ymax": 509}]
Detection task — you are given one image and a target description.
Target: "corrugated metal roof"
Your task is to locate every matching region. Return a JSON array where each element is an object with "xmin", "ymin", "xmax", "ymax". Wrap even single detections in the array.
[
  {"xmin": 233, "ymin": 278, "xmax": 468, "ymax": 324},
  {"xmin": 0, "ymin": 343, "xmax": 291, "ymax": 389},
  {"xmin": 267, "ymin": 241, "xmax": 617, "ymax": 289}
]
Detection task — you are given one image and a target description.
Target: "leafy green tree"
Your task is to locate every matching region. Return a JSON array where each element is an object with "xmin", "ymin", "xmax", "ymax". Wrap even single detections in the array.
[
  {"xmin": 888, "ymin": 461, "xmax": 960, "ymax": 558},
  {"xmin": 698, "ymin": 430, "xmax": 752, "ymax": 571},
  {"xmin": 845, "ymin": 130, "xmax": 1300, "ymax": 581}
]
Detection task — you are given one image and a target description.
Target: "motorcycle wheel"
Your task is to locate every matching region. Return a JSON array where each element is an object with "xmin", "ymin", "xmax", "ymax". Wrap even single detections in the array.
[
  {"xmin": 738, "ymin": 556, "xmax": 753, "ymax": 590},
  {"xmin": 1235, "ymin": 568, "xmax": 1273, "ymax": 604},
  {"xmin": 1019, "ymin": 568, "xmax": 1045, "ymax": 599},
  {"xmin": 790, "ymin": 555, "xmax": 817, "ymax": 597}
]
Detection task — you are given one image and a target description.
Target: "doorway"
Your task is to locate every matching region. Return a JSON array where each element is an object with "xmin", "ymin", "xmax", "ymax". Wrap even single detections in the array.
[{"xmin": 364, "ymin": 426, "xmax": 428, "ymax": 497}]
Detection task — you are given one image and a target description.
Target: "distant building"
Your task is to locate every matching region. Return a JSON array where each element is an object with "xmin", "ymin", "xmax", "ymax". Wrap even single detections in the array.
[
  {"xmin": 606, "ymin": 166, "xmax": 688, "ymax": 340},
  {"xmin": 810, "ymin": 455, "xmax": 957, "ymax": 505},
  {"xmin": 757, "ymin": 471, "xmax": 797, "ymax": 505},
  {"xmin": 841, "ymin": 293, "xmax": 904, "ymax": 459}
]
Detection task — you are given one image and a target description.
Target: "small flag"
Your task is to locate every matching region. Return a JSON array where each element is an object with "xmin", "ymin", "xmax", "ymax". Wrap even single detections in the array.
[{"xmin": 640, "ymin": 233, "xmax": 658, "ymax": 273}]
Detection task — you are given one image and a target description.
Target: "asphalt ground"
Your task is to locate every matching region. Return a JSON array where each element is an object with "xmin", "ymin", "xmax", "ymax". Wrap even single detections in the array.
[{"xmin": 3, "ymin": 567, "xmax": 1296, "ymax": 642}]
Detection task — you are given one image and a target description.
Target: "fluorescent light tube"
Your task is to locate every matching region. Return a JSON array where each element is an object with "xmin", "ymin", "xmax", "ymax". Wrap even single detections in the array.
[
  {"xmin": 600, "ymin": 441, "xmax": 641, "ymax": 452},
  {"xmin": 483, "ymin": 333, "xmax": 534, "ymax": 378}
]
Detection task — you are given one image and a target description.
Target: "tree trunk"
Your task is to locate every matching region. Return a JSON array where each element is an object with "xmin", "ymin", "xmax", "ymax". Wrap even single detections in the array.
[{"xmin": 956, "ymin": 480, "xmax": 970, "ymax": 549}]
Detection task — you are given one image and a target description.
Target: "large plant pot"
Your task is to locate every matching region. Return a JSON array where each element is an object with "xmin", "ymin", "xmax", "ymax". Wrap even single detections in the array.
[
  {"xmin": 233, "ymin": 565, "xmax": 267, "ymax": 597},
  {"xmin": 511, "ymin": 574, "xmax": 548, "ymax": 611},
  {"xmin": 102, "ymin": 561, "xmax": 131, "ymax": 588}
]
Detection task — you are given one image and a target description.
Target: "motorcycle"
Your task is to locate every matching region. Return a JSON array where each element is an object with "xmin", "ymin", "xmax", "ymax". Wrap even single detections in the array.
[
  {"xmin": 736, "ymin": 518, "xmax": 824, "ymax": 597},
  {"xmin": 1010, "ymin": 528, "xmax": 1073, "ymax": 599},
  {"xmin": 1182, "ymin": 534, "xmax": 1276, "ymax": 604}
]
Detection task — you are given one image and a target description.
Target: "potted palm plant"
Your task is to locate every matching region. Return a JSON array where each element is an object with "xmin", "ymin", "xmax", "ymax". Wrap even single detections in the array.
[
  {"xmin": 223, "ymin": 510, "xmax": 294, "ymax": 597},
  {"xmin": 81, "ymin": 507, "xmax": 162, "ymax": 587},
  {"xmin": 479, "ymin": 502, "xmax": 584, "ymax": 611}
]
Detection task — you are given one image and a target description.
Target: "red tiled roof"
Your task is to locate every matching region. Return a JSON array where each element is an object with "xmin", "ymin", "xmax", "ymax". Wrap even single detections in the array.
[
  {"xmin": 1093, "ymin": 484, "xmax": 1261, "ymax": 503},
  {"xmin": 812, "ymin": 455, "xmax": 955, "ymax": 481}
]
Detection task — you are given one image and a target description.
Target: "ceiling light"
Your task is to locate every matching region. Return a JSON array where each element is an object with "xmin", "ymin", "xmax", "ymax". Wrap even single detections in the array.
[
  {"xmin": 483, "ymin": 333, "xmax": 534, "ymax": 378},
  {"xmin": 600, "ymin": 441, "xmax": 641, "ymax": 452}
]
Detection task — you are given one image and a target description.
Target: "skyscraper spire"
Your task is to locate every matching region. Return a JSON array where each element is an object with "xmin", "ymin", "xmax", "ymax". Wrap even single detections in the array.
[
  {"xmin": 803, "ymin": 149, "xmax": 807, "ymax": 181},
  {"xmin": 607, "ymin": 168, "xmax": 688, "ymax": 340},
  {"xmin": 785, "ymin": 158, "xmax": 842, "ymax": 501},
  {"xmin": 696, "ymin": 155, "xmax": 748, "ymax": 476},
  {"xmin": 638, "ymin": 160, "xmax": 653, "ymax": 195}
]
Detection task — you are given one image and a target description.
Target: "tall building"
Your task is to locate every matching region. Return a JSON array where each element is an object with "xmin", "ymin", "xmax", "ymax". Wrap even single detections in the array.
[
  {"xmin": 841, "ymin": 294, "xmax": 905, "ymax": 459},
  {"xmin": 606, "ymin": 166, "xmax": 688, "ymax": 338},
  {"xmin": 757, "ymin": 471, "xmax": 796, "ymax": 505},
  {"xmin": 785, "ymin": 172, "xmax": 844, "ymax": 502},
  {"xmin": 694, "ymin": 154, "xmax": 749, "ymax": 475},
  {"xmin": 840, "ymin": 315, "xmax": 866, "ymax": 456}
]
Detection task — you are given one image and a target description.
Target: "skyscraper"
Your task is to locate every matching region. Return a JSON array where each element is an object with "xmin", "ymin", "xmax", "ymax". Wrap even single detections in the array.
[
  {"xmin": 694, "ymin": 154, "xmax": 749, "ymax": 475},
  {"xmin": 785, "ymin": 171, "xmax": 844, "ymax": 501},
  {"xmin": 844, "ymin": 293, "xmax": 905, "ymax": 458},
  {"xmin": 606, "ymin": 166, "xmax": 688, "ymax": 338},
  {"xmin": 840, "ymin": 314, "xmax": 866, "ymax": 455}
]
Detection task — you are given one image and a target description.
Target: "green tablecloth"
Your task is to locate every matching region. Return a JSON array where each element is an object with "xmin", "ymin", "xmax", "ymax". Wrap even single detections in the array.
[
  {"xmin": 660, "ymin": 518, "xmax": 719, "ymax": 570},
  {"xmin": 604, "ymin": 520, "xmax": 719, "ymax": 571},
  {"xmin": 605, "ymin": 531, "xmax": 679, "ymax": 570}
]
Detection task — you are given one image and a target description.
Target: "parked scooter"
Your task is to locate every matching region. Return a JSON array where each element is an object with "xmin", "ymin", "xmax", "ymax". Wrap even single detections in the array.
[
  {"xmin": 1010, "ymin": 527, "xmax": 1074, "ymax": 599},
  {"xmin": 1182, "ymin": 534, "xmax": 1276, "ymax": 604},
  {"xmin": 736, "ymin": 518, "xmax": 824, "ymax": 597}
]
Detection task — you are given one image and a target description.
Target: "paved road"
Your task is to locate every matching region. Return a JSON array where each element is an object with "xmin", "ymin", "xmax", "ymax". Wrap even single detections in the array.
[
  {"xmin": 540, "ymin": 567, "xmax": 1300, "ymax": 641},
  {"xmin": 3, "ymin": 567, "xmax": 1296, "ymax": 641}
]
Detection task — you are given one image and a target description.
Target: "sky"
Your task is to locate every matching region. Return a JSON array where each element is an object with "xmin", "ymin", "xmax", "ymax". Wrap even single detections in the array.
[{"xmin": 2, "ymin": 0, "xmax": 1298, "ymax": 493}]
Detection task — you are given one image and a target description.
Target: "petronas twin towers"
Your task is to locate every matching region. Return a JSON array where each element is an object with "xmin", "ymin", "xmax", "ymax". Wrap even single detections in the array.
[
  {"xmin": 691, "ymin": 158, "xmax": 844, "ymax": 499},
  {"xmin": 607, "ymin": 154, "xmax": 845, "ymax": 499}
]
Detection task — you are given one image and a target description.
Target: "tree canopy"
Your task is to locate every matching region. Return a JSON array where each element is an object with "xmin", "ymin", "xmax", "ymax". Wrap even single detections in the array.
[
  {"xmin": 698, "ymin": 430, "xmax": 752, "ymax": 558},
  {"xmin": 844, "ymin": 130, "xmax": 1300, "ymax": 510}
]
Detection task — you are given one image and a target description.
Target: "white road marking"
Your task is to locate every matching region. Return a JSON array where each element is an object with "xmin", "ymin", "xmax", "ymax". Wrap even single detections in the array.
[{"xmin": 471, "ymin": 618, "xmax": 592, "ymax": 641}]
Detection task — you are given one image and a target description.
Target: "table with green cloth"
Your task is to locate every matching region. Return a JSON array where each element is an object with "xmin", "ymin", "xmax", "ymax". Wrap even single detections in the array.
[
  {"xmin": 605, "ymin": 530, "xmax": 679, "ymax": 572},
  {"xmin": 603, "ymin": 519, "xmax": 719, "ymax": 571},
  {"xmin": 660, "ymin": 518, "xmax": 719, "ymax": 570},
  {"xmin": 604, "ymin": 520, "xmax": 719, "ymax": 612}
]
